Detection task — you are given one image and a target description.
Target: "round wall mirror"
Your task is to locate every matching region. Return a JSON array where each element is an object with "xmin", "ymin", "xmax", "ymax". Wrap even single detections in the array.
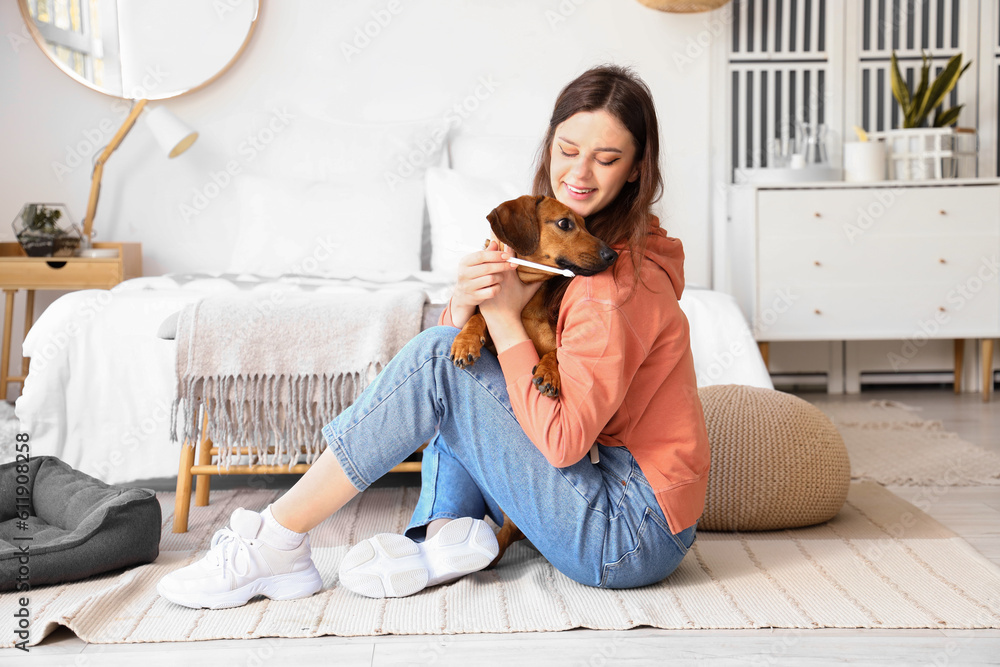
[{"xmin": 18, "ymin": 0, "xmax": 259, "ymax": 100}]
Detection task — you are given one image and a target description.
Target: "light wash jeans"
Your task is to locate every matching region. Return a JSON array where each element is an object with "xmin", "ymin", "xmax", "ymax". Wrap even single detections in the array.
[{"xmin": 321, "ymin": 326, "xmax": 698, "ymax": 589}]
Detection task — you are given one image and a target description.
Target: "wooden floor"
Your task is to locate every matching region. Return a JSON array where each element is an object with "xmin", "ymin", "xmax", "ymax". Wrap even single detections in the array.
[{"xmin": 10, "ymin": 386, "xmax": 1000, "ymax": 665}]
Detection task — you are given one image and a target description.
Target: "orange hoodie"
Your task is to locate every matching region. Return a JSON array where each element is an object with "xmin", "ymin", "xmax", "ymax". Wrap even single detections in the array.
[{"xmin": 437, "ymin": 218, "xmax": 710, "ymax": 535}]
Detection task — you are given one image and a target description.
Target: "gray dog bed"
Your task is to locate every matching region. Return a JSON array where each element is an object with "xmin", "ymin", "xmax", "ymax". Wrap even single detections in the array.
[{"xmin": 0, "ymin": 456, "xmax": 161, "ymax": 591}]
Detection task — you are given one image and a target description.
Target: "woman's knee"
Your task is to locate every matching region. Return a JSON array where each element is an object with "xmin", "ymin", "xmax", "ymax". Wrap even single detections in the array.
[
  {"xmin": 415, "ymin": 326, "xmax": 459, "ymax": 353},
  {"xmin": 396, "ymin": 326, "xmax": 459, "ymax": 364}
]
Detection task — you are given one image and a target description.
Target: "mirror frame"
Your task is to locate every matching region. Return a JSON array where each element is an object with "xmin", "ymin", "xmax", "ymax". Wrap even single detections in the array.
[{"xmin": 17, "ymin": 0, "xmax": 260, "ymax": 101}]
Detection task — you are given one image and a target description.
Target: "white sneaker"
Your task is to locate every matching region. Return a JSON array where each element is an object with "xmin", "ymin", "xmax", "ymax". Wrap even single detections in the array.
[
  {"xmin": 157, "ymin": 507, "xmax": 323, "ymax": 609},
  {"xmin": 338, "ymin": 517, "xmax": 499, "ymax": 598}
]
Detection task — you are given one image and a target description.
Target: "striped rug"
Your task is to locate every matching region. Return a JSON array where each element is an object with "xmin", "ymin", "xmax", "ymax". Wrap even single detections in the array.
[
  {"xmin": 813, "ymin": 400, "xmax": 1000, "ymax": 487},
  {"xmin": 6, "ymin": 479, "xmax": 1000, "ymax": 647}
]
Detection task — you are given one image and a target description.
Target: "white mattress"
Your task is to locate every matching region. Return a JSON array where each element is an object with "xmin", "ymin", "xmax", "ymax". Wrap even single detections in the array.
[{"xmin": 14, "ymin": 272, "xmax": 771, "ymax": 484}]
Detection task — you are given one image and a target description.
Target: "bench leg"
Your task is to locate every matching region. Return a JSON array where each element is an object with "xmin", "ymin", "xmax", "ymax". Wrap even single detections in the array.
[
  {"xmin": 173, "ymin": 438, "xmax": 197, "ymax": 533},
  {"xmin": 195, "ymin": 418, "xmax": 213, "ymax": 506}
]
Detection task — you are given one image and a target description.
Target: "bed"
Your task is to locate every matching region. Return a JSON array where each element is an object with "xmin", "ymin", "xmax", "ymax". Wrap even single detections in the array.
[
  {"xmin": 10, "ymin": 130, "xmax": 773, "ymax": 485},
  {"xmin": 14, "ymin": 273, "xmax": 771, "ymax": 484}
]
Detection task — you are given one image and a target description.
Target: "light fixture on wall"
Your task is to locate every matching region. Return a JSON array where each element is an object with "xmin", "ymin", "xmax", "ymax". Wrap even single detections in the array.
[
  {"xmin": 636, "ymin": 0, "xmax": 730, "ymax": 12},
  {"xmin": 80, "ymin": 100, "xmax": 198, "ymax": 254}
]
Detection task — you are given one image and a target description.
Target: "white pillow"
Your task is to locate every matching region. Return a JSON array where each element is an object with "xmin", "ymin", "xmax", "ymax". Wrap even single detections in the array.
[
  {"xmin": 425, "ymin": 166, "xmax": 522, "ymax": 278},
  {"xmin": 228, "ymin": 174, "xmax": 425, "ymax": 278},
  {"xmin": 447, "ymin": 134, "xmax": 543, "ymax": 192},
  {"xmin": 226, "ymin": 115, "xmax": 448, "ymax": 277}
]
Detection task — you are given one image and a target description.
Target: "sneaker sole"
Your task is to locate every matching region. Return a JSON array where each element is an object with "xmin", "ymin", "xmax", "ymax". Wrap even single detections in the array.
[
  {"xmin": 339, "ymin": 517, "xmax": 499, "ymax": 598},
  {"xmin": 156, "ymin": 564, "xmax": 324, "ymax": 610}
]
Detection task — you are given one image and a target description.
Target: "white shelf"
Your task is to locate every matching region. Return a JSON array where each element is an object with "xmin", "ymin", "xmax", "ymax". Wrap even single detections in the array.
[{"xmin": 734, "ymin": 177, "xmax": 1000, "ymax": 190}]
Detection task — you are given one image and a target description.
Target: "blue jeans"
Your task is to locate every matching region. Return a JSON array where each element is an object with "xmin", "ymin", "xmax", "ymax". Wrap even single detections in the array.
[{"xmin": 321, "ymin": 326, "xmax": 698, "ymax": 589}]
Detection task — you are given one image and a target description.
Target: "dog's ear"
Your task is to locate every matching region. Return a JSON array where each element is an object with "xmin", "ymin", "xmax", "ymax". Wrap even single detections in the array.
[{"xmin": 486, "ymin": 195, "xmax": 542, "ymax": 255}]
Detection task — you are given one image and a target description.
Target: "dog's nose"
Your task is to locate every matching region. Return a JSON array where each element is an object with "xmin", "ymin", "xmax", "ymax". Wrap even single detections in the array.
[{"xmin": 601, "ymin": 247, "xmax": 618, "ymax": 265}]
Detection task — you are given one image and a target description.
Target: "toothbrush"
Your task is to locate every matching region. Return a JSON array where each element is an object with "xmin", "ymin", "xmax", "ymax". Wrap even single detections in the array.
[
  {"xmin": 506, "ymin": 257, "xmax": 575, "ymax": 278},
  {"xmin": 475, "ymin": 241, "xmax": 576, "ymax": 277}
]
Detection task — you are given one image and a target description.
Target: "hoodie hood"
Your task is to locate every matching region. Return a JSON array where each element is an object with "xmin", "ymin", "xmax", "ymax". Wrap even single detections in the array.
[{"xmin": 612, "ymin": 216, "xmax": 685, "ymax": 300}]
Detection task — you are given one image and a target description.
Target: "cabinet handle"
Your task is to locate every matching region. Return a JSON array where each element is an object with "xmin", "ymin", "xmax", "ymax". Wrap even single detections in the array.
[
  {"xmin": 814, "ymin": 309, "xmax": 822, "ymax": 315},
  {"xmin": 814, "ymin": 260, "xmax": 821, "ymax": 266},
  {"xmin": 813, "ymin": 212, "xmax": 822, "ymax": 218},
  {"xmin": 939, "ymin": 306, "xmax": 946, "ymax": 312},
  {"xmin": 939, "ymin": 210, "xmax": 947, "ymax": 215},
  {"xmin": 939, "ymin": 258, "xmax": 947, "ymax": 264}
]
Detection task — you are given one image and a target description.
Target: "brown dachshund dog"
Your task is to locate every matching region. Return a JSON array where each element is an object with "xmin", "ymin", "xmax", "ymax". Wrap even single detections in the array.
[{"xmin": 449, "ymin": 194, "xmax": 619, "ymax": 566}]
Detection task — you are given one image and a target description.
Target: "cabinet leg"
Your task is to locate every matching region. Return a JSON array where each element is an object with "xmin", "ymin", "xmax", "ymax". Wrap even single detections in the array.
[
  {"xmin": 758, "ymin": 341, "xmax": 769, "ymax": 370},
  {"xmin": 954, "ymin": 339, "xmax": 964, "ymax": 394},
  {"xmin": 983, "ymin": 339, "xmax": 995, "ymax": 403}
]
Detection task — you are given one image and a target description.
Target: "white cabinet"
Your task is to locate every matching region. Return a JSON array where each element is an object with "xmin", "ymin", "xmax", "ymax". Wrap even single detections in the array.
[{"xmin": 727, "ymin": 179, "xmax": 1000, "ymax": 395}]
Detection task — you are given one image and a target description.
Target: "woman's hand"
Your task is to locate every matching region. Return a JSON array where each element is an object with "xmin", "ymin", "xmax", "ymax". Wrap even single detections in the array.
[
  {"xmin": 478, "ymin": 240, "xmax": 543, "ymax": 355},
  {"xmin": 446, "ymin": 240, "xmax": 510, "ymax": 329},
  {"xmin": 451, "ymin": 239, "xmax": 516, "ymax": 312},
  {"xmin": 447, "ymin": 240, "xmax": 542, "ymax": 353},
  {"xmin": 478, "ymin": 248, "xmax": 543, "ymax": 328}
]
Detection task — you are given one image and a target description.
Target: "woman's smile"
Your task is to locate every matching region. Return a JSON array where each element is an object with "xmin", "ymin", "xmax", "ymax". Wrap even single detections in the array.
[{"xmin": 565, "ymin": 183, "xmax": 597, "ymax": 200}]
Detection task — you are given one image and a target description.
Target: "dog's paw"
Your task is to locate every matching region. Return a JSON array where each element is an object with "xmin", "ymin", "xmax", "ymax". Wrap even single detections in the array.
[
  {"xmin": 531, "ymin": 359, "xmax": 560, "ymax": 399},
  {"xmin": 450, "ymin": 332, "xmax": 485, "ymax": 369}
]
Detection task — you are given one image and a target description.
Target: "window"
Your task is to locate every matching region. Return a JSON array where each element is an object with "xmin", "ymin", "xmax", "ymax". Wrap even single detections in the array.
[{"xmin": 27, "ymin": 0, "xmax": 105, "ymax": 88}]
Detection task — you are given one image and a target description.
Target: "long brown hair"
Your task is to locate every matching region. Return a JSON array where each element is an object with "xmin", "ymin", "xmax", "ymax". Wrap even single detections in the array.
[{"xmin": 530, "ymin": 64, "xmax": 664, "ymax": 328}]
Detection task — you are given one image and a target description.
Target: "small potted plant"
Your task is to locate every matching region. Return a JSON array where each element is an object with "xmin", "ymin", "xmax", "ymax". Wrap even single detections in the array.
[
  {"xmin": 890, "ymin": 50, "xmax": 970, "ymax": 129},
  {"xmin": 12, "ymin": 204, "xmax": 81, "ymax": 257},
  {"xmin": 879, "ymin": 50, "xmax": 975, "ymax": 179}
]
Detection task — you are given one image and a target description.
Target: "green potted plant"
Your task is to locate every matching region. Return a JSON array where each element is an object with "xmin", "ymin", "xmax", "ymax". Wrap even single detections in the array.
[
  {"xmin": 890, "ymin": 50, "xmax": 971, "ymax": 128},
  {"xmin": 880, "ymin": 50, "xmax": 976, "ymax": 179},
  {"xmin": 12, "ymin": 204, "xmax": 81, "ymax": 257}
]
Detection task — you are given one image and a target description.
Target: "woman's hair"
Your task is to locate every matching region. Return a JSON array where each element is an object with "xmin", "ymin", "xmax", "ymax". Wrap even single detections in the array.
[{"xmin": 530, "ymin": 64, "xmax": 664, "ymax": 327}]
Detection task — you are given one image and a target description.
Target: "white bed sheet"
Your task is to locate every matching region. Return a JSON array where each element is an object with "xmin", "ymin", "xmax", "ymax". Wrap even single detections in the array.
[{"xmin": 14, "ymin": 272, "xmax": 771, "ymax": 484}]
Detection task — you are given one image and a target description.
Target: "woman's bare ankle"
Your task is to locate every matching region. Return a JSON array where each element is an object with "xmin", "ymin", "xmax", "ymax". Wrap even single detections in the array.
[{"xmin": 270, "ymin": 500, "xmax": 310, "ymax": 534}]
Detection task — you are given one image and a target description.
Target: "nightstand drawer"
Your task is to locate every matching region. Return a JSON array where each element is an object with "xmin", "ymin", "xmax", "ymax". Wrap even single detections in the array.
[
  {"xmin": 759, "ymin": 233, "xmax": 1000, "ymax": 287},
  {"xmin": 758, "ymin": 184, "xmax": 1000, "ymax": 239},
  {"xmin": 0, "ymin": 242, "xmax": 141, "ymax": 290},
  {"xmin": 0, "ymin": 257, "xmax": 122, "ymax": 290},
  {"xmin": 756, "ymin": 280, "xmax": 1000, "ymax": 340}
]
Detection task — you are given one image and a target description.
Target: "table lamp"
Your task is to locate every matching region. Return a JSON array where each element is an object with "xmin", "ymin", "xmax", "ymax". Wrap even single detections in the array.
[{"xmin": 80, "ymin": 99, "xmax": 198, "ymax": 253}]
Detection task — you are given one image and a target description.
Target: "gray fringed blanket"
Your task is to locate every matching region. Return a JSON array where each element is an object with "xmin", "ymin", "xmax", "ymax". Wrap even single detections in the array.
[{"xmin": 169, "ymin": 289, "xmax": 427, "ymax": 468}]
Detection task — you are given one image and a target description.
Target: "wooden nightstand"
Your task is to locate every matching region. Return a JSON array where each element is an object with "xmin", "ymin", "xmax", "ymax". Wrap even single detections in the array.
[{"xmin": 0, "ymin": 241, "xmax": 142, "ymax": 399}]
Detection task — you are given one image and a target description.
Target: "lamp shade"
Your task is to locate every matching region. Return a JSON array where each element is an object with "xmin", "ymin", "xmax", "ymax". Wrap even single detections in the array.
[{"xmin": 144, "ymin": 105, "xmax": 198, "ymax": 158}]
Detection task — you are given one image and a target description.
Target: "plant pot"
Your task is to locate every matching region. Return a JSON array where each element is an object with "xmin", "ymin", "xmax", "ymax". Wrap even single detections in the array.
[
  {"xmin": 15, "ymin": 233, "xmax": 55, "ymax": 257},
  {"xmin": 53, "ymin": 231, "xmax": 82, "ymax": 257},
  {"xmin": 11, "ymin": 203, "xmax": 77, "ymax": 257},
  {"xmin": 869, "ymin": 128, "xmax": 977, "ymax": 180},
  {"xmin": 636, "ymin": 0, "xmax": 730, "ymax": 11}
]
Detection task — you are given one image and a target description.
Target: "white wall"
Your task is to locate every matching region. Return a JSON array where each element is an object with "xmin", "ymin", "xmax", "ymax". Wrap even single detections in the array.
[{"xmin": 0, "ymin": 0, "xmax": 724, "ymax": 396}]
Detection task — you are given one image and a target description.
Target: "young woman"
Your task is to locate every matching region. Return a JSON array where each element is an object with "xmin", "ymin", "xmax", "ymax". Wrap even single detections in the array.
[{"xmin": 157, "ymin": 64, "xmax": 710, "ymax": 608}]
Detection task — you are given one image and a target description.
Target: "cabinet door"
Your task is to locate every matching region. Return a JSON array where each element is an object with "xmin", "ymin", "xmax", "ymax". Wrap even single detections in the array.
[{"xmin": 755, "ymin": 186, "xmax": 1000, "ymax": 340}]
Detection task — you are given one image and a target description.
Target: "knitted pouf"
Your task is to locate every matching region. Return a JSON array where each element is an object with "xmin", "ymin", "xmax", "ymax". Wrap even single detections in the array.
[{"xmin": 696, "ymin": 384, "xmax": 851, "ymax": 531}]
